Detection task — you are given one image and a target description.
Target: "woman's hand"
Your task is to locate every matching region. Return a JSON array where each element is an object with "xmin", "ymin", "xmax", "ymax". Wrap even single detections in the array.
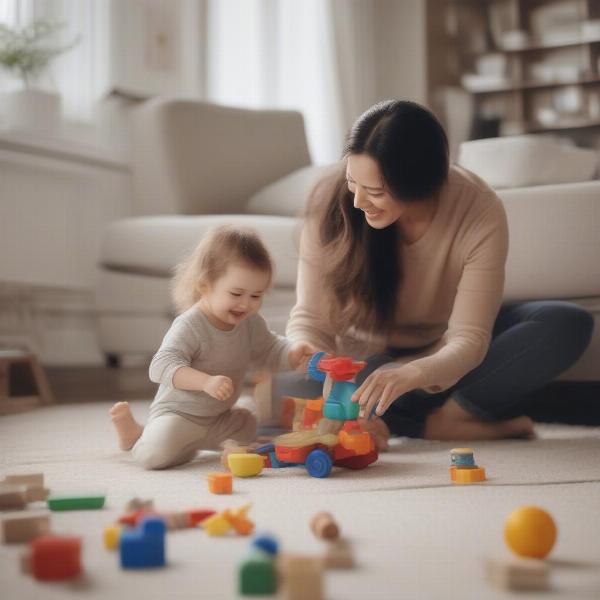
[
  {"xmin": 352, "ymin": 363, "xmax": 425, "ymax": 417},
  {"xmin": 203, "ymin": 375, "xmax": 234, "ymax": 401},
  {"xmin": 288, "ymin": 342, "xmax": 319, "ymax": 371}
]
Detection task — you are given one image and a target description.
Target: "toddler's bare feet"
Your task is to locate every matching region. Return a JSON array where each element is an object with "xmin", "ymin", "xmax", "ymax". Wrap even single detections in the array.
[
  {"xmin": 358, "ymin": 416, "xmax": 391, "ymax": 452},
  {"xmin": 109, "ymin": 401, "xmax": 144, "ymax": 451},
  {"xmin": 424, "ymin": 398, "xmax": 534, "ymax": 441}
]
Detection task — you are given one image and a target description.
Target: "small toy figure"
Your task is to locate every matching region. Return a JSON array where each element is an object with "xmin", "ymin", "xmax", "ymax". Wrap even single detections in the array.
[
  {"xmin": 449, "ymin": 447, "xmax": 486, "ymax": 484},
  {"xmin": 254, "ymin": 353, "xmax": 378, "ymax": 478}
]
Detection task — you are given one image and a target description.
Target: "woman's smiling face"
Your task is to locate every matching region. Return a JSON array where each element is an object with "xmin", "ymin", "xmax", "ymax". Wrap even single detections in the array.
[{"xmin": 346, "ymin": 154, "xmax": 405, "ymax": 229}]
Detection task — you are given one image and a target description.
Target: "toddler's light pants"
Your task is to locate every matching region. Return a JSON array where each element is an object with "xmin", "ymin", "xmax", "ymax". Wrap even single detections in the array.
[{"xmin": 131, "ymin": 407, "xmax": 257, "ymax": 470}]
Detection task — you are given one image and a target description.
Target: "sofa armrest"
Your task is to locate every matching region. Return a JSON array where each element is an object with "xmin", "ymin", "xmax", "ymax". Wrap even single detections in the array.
[{"xmin": 131, "ymin": 98, "xmax": 312, "ymax": 216}]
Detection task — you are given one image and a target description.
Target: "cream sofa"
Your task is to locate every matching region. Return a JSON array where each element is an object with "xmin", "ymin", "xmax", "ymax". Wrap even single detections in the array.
[{"xmin": 95, "ymin": 98, "xmax": 600, "ymax": 380}]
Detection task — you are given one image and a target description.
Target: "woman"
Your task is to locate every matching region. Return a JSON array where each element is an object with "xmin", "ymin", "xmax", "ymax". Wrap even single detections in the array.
[{"xmin": 278, "ymin": 99, "xmax": 593, "ymax": 446}]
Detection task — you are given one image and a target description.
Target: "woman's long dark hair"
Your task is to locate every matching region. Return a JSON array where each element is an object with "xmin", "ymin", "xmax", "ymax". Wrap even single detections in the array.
[{"xmin": 311, "ymin": 99, "xmax": 449, "ymax": 335}]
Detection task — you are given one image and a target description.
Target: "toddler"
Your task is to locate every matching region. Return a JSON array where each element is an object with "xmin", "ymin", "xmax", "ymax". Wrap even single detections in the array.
[{"xmin": 109, "ymin": 225, "xmax": 314, "ymax": 469}]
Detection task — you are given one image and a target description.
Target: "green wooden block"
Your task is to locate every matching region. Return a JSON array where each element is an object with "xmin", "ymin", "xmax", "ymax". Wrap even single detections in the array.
[
  {"xmin": 47, "ymin": 494, "xmax": 106, "ymax": 511},
  {"xmin": 239, "ymin": 550, "xmax": 276, "ymax": 595}
]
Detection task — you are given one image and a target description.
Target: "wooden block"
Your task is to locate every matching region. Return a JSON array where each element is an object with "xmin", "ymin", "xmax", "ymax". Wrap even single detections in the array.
[
  {"xmin": 1, "ymin": 512, "xmax": 51, "ymax": 544},
  {"xmin": 324, "ymin": 538, "xmax": 354, "ymax": 569},
  {"xmin": 163, "ymin": 511, "xmax": 191, "ymax": 530},
  {"xmin": 485, "ymin": 556, "xmax": 550, "ymax": 591},
  {"xmin": 24, "ymin": 487, "xmax": 50, "ymax": 502},
  {"xmin": 4, "ymin": 473, "xmax": 44, "ymax": 487},
  {"xmin": 310, "ymin": 511, "xmax": 339, "ymax": 540},
  {"xmin": 125, "ymin": 497, "xmax": 154, "ymax": 512},
  {"xmin": 3, "ymin": 475, "xmax": 49, "ymax": 504},
  {"xmin": 278, "ymin": 554, "xmax": 324, "ymax": 600},
  {"xmin": 0, "ymin": 483, "xmax": 28, "ymax": 510}
]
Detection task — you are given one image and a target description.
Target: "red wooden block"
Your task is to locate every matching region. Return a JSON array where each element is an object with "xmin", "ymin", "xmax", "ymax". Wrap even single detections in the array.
[{"xmin": 29, "ymin": 535, "xmax": 81, "ymax": 580}]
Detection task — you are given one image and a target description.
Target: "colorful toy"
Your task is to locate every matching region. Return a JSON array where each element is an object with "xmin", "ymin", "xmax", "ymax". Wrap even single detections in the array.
[
  {"xmin": 255, "ymin": 353, "xmax": 378, "ymax": 478},
  {"xmin": 310, "ymin": 511, "xmax": 339, "ymax": 540},
  {"xmin": 449, "ymin": 448, "xmax": 486, "ymax": 484},
  {"xmin": 208, "ymin": 472, "xmax": 233, "ymax": 494},
  {"xmin": 1, "ymin": 512, "xmax": 50, "ymax": 544},
  {"xmin": 118, "ymin": 507, "xmax": 215, "ymax": 530},
  {"xmin": 119, "ymin": 516, "xmax": 166, "ymax": 568},
  {"xmin": 239, "ymin": 549, "xmax": 277, "ymax": 596},
  {"xmin": 228, "ymin": 453, "xmax": 264, "ymax": 477},
  {"xmin": 202, "ymin": 503, "xmax": 254, "ymax": 537},
  {"xmin": 252, "ymin": 533, "xmax": 279, "ymax": 556},
  {"xmin": 47, "ymin": 493, "xmax": 106, "ymax": 511},
  {"xmin": 504, "ymin": 506, "xmax": 557, "ymax": 559},
  {"xmin": 22, "ymin": 535, "xmax": 82, "ymax": 580}
]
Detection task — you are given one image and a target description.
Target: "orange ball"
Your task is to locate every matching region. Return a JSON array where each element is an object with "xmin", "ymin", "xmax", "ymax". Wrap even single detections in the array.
[{"xmin": 504, "ymin": 506, "xmax": 557, "ymax": 559}]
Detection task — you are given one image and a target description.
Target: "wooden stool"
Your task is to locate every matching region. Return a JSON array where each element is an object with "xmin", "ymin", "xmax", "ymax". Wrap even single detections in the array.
[{"xmin": 0, "ymin": 350, "xmax": 55, "ymax": 415}]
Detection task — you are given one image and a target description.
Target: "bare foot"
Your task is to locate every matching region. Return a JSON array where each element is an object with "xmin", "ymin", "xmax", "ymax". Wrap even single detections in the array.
[
  {"xmin": 424, "ymin": 398, "xmax": 534, "ymax": 441},
  {"xmin": 109, "ymin": 401, "xmax": 144, "ymax": 451},
  {"xmin": 358, "ymin": 416, "xmax": 391, "ymax": 452}
]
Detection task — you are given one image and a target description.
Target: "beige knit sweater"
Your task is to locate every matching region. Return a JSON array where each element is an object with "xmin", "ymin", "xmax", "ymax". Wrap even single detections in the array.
[{"xmin": 286, "ymin": 165, "xmax": 508, "ymax": 394}]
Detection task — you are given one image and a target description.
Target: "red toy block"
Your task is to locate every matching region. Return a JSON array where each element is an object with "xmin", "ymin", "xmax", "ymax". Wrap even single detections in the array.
[
  {"xmin": 187, "ymin": 509, "xmax": 216, "ymax": 526},
  {"xmin": 28, "ymin": 535, "xmax": 81, "ymax": 580}
]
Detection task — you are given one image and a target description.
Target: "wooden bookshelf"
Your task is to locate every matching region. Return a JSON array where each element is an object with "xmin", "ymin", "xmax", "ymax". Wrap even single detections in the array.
[{"xmin": 446, "ymin": 0, "xmax": 600, "ymax": 142}]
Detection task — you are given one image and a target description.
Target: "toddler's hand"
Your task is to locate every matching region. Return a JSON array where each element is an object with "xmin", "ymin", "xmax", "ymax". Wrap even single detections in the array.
[
  {"xmin": 288, "ymin": 342, "xmax": 319, "ymax": 371},
  {"xmin": 203, "ymin": 375, "xmax": 234, "ymax": 401}
]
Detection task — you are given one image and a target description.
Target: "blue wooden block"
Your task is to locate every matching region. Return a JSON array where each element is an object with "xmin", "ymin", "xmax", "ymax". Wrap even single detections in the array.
[{"xmin": 119, "ymin": 516, "xmax": 166, "ymax": 569}]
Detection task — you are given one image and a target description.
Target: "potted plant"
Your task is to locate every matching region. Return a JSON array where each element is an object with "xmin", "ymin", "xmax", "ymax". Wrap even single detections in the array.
[{"xmin": 0, "ymin": 20, "xmax": 78, "ymax": 132}]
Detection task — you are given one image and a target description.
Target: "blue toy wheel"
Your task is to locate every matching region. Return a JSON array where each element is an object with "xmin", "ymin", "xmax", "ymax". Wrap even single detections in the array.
[
  {"xmin": 307, "ymin": 351, "xmax": 327, "ymax": 382},
  {"xmin": 305, "ymin": 449, "xmax": 333, "ymax": 478}
]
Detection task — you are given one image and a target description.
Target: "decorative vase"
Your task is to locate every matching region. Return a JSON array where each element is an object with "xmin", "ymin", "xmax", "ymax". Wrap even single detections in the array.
[{"xmin": 2, "ymin": 89, "xmax": 61, "ymax": 133}]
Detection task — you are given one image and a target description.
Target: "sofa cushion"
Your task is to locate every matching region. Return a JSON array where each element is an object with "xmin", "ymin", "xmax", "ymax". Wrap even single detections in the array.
[
  {"xmin": 458, "ymin": 135, "xmax": 598, "ymax": 189},
  {"xmin": 100, "ymin": 214, "xmax": 300, "ymax": 288},
  {"xmin": 245, "ymin": 163, "xmax": 340, "ymax": 217},
  {"xmin": 499, "ymin": 179, "xmax": 600, "ymax": 301}
]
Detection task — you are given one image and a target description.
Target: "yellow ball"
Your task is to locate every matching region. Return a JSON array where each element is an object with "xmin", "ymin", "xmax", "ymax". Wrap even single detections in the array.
[{"xmin": 504, "ymin": 506, "xmax": 557, "ymax": 559}]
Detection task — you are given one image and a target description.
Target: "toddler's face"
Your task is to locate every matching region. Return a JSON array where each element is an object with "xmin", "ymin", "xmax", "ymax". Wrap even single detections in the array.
[{"xmin": 200, "ymin": 262, "xmax": 270, "ymax": 330}]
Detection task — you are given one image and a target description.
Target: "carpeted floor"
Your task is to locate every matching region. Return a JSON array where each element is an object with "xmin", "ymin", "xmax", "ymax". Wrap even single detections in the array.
[{"xmin": 1, "ymin": 399, "xmax": 600, "ymax": 600}]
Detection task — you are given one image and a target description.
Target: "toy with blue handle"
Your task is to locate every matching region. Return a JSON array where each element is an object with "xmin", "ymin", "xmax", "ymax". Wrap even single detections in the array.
[{"xmin": 307, "ymin": 351, "xmax": 327, "ymax": 382}]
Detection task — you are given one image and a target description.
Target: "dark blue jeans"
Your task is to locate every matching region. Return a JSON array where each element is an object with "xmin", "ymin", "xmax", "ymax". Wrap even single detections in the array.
[{"xmin": 273, "ymin": 301, "xmax": 594, "ymax": 438}]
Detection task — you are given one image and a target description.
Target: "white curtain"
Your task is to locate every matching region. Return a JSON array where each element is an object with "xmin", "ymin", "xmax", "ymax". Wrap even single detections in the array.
[
  {"xmin": 0, "ymin": 0, "xmax": 379, "ymax": 163},
  {"xmin": 206, "ymin": 0, "xmax": 378, "ymax": 164}
]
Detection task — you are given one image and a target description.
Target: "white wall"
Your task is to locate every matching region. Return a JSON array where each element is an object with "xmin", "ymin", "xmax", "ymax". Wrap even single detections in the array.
[{"xmin": 373, "ymin": 0, "xmax": 427, "ymax": 105}]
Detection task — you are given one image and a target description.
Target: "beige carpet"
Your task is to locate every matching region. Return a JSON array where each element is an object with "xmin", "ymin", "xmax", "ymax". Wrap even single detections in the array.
[{"xmin": 1, "ymin": 399, "xmax": 600, "ymax": 600}]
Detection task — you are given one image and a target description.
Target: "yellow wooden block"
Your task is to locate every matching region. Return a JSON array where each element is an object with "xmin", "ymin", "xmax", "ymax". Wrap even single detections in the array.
[
  {"xmin": 103, "ymin": 524, "xmax": 122, "ymax": 550},
  {"xmin": 451, "ymin": 466, "xmax": 486, "ymax": 484}
]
